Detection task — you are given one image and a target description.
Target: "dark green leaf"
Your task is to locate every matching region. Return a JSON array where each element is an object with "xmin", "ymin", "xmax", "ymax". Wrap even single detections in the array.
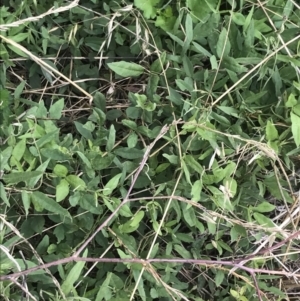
[{"xmin": 114, "ymin": 147, "xmax": 144, "ymax": 159}]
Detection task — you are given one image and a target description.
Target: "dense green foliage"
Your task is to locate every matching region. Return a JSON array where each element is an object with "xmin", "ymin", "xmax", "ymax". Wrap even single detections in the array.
[{"xmin": 1, "ymin": 0, "xmax": 300, "ymax": 300}]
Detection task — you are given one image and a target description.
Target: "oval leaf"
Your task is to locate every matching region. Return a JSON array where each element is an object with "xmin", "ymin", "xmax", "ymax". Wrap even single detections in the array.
[
  {"xmin": 107, "ymin": 61, "xmax": 144, "ymax": 77},
  {"xmin": 56, "ymin": 179, "xmax": 70, "ymax": 202},
  {"xmin": 66, "ymin": 175, "xmax": 87, "ymax": 191},
  {"xmin": 32, "ymin": 191, "xmax": 71, "ymax": 218}
]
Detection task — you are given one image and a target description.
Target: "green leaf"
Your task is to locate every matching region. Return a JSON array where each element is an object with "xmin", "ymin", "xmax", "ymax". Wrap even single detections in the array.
[
  {"xmin": 92, "ymin": 153, "xmax": 115, "ymax": 171},
  {"xmin": 76, "ymin": 151, "xmax": 92, "ymax": 169},
  {"xmin": 166, "ymin": 87, "xmax": 183, "ymax": 105},
  {"xmin": 114, "ymin": 147, "xmax": 144, "ymax": 159},
  {"xmin": 107, "ymin": 61, "xmax": 144, "ymax": 77},
  {"xmin": 174, "ymin": 245, "xmax": 191, "ymax": 259},
  {"xmin": 0, "ymin": 182, "xmax": 9, "ymax": 206},
  {"xmin": 183, "ymin": 55, "xmax": 194, "ymax": 77},
  {"xmin": 74, "ymin": 121, "xmax": 93, "ymax": 140},
  {"xmin": 11, "ymin": 139, "xmax": 26, "ymax": 161},
  {"xmin": 291, "ymin": 111, "xmax": 300, "ymax": 146},
  {"xmin": 231, "ymin": 12, "xmax": 246, "ymax": 26},
  {"xmin": 103, "ymin": 173, "xmax": 122, "ymax": 196},
  {"xmin": 79, "ymin": 193, "xmax": 103, "ymax": 214},
  {"xmin": 53, "ymin": 164, "xmax": 68, "ymax": 177},
  {"xmin": 14, "ymin": 81, "xmax": 26, "ymax": 99},
  {"xmin": 192, "ymin": 41, "xmax": 212, "ymax": 57},
  {"xmin": 150, "ymin": 52, "xmax": 166, "ymax": 73},
  {"xmin": 7, "ymin": 44, "xmax": 28, "ymax": 58},
  {"xmin": 133, "ymin": 270, "xmax": 146, "ymax": 301},
  {"xmin": 191, "ymin": 179, "xmax": 202, "ymax": 202},
  {"xmin": 117, "ymin": 249, "xmax": 132, "ymax": 259},
  {"xmin": 222, "ymin": 56, "xmax": 248, "ymax": 73},
  {"xmin": 293, "ymin": 81, "xmax": 300, "ymax": 92},
  {"xmin": 266, "ymin": 120, "xmax": 278, "ymax": 141},
  {"xmin": 119, "ymin": 211, "xmax": 145, "ymax": 234},
  {"xmin": 40, "ymin": 148, "xmax": 71, "ymax": 161},
  {"xmin": 21, "ymin": 191, "xmax": 30, "ymax": 217},
  {"xmin": 155, "ymin": 13, "xmax": 176, "ymax": 31},
  {"xmin": 61, "ymin": 249, "xmax": 88, "ymax": 295},
  {"xmin": 49, "ymin": 98, "xmax": 64, "ymax": 119},
  {"xmin": 176, "ymin": 78, "xmax": 193, "ymax": 92},
  {"xmin": 56, "ymin": 179, "xmax": 70, "ymax": 202},
  {"xmin": 130, "ymin": 211, "xmax": 145, "ymax": 227},
  {"xmin": 95, "ymin": 272, "xmax": 113, "ymax": 301},
  {"xmin": 230, "ymin": 224, "xmax": 247, "ymax": 242},
  {"xmin": 253, "ymin": 212, "xmax": 275, "ymax": 227},
  {"xmin": 183, "ymin": 14, "xmax": 193, "ymax": 53},
  {"xmin": 217, "ymin": 28, "xmax": 231, "ymax": 58},
  {"xmin": 166, "ymin": 32, "xmax": 184, "ymax": 47},
  {"xmin": 31, "ymin": 191, "xmax": 71, "ymax": 218},
  {"xmin": 215, "ymin": 270, "xmax": 224, "ymax": 287},
  {"xmin": 28, "ymin": 158, "xmax": 50, "ymax": 189},
  {"xmin": 106, "ymin": 125, "xmax": 116, "ymax": 152},
  {"xmin": 293, "ymin": 104, "xmax": 300, "ymax": 116},
  {"xmin": 185, "ymin": 155, "xmax": 204, "ymax": 174},
  {"xmin": 252, "ymin": 202, "xmax": 276, "ymax": 213},
  {"xmin": 66, "ymin": 175, "xmax": 86, "ymax": 191},
  {"xmin": 3, "ymin": 171, "xmax": 43, "ymax": 185},
  {"xmin": 135, "ymin": 93, "xmax": 156, "ymax": 111},
  {"xmin": 36, "ymin": 130, "xmax": 59, "ymax": 148},
  {"xmin": 182, "ymin": 205, "xmax": 197, "ymax": 227},
  {"xmin": 127, "ymin": 132, "xmax": 138, "ymax": 148},
  {"xmin": 134, "ymin": 0, "xmax": 160, "ymax": 19},
  {"xmin": 9, "ymin": 33, "xmax": 28, "ymax": 42},
  {"xmin": 187, "ymin": 0, "xmax": 216, "ymax": 21},
  {"xmin": 244, "ymin": 6, "xmax": 254, "ymax": 32},
  {"xmin": 146, "ymin": 74, "xmax": 159, "ymax": 101}
]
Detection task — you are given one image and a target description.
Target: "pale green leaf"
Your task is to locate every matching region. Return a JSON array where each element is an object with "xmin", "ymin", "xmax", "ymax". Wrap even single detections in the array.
[
  {"xmin": 185, "ymin": 14, "xmax": 193, "ymax": 43},
  {"xmin": 53, "ymin": 164, "xmax": 68, "ymax": 177},
  {"xmin": 103, "ymin": 173, "xmax": 122, "ymax": 196},
  {"xmin": 191, "ymin": 179, "xmax": 202, "ymax": 202},
  {"xmin": 9, "ymin": 33, "xmax": 28, "ymax": 42},
  {"xmin": 134, "ymin": 0, "xmax": 160, "ymax": 19},
  {"xmin": 231, "ymin": 12, "xmax": 245, "ymax": 25},
  {"xmin": 56, "ymin": 179, "xmax": 70, "ymax": 202},
  {"xmin": 106, "ymin": 124, "xmax": 116, "ymax": 152},
  {"xmin": 291, "ymin": 111, "xmax": 300, "ymax": 146},
  {"xmin": 49, "ymin": 98, "xmax": 64, "ymax": 119},
  {"xmin": 107, "ymin": 61, "xmax": 144, "ymax": 77},
  {"xmin": 286, "ymin": 93, "xmax": 297, "ymax": 107},
  {"xmin": 129, "ymin": 210, "xmax": 145, "ymax": 227},
  {"xmin": 266, "ymin": 120, "xmax": 278, "ymax": 141},
  {"xmin": 252, "ymin": 202, "xmax": 276, "ymax": 213}
]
